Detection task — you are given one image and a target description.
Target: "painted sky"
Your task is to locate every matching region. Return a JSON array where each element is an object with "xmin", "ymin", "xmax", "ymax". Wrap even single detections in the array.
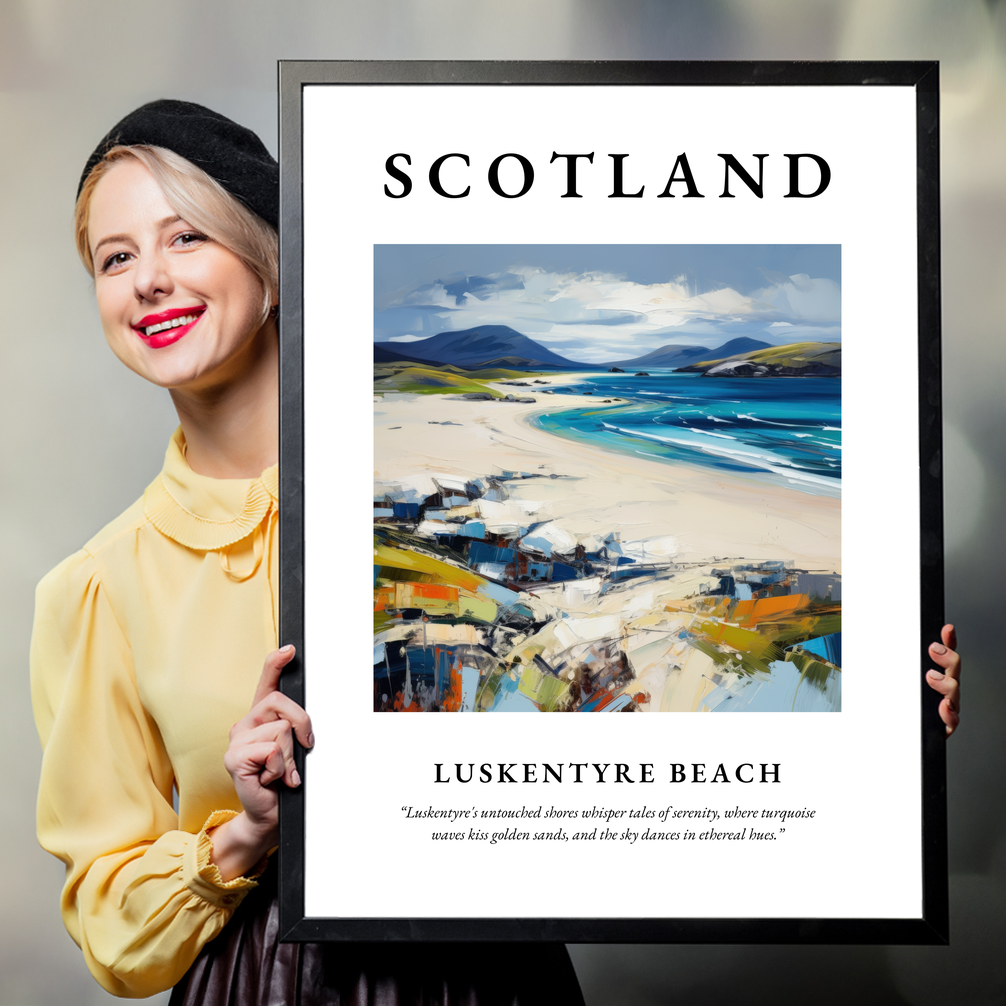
[{"xmin": 374, "ymin": 245, "xmax": 841, "ymax": 364}]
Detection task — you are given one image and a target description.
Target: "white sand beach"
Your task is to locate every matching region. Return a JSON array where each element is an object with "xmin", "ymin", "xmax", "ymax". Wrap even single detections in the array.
[
  {"xmin": 374, "ymin": 380, "xmax": 842, "ymax": 713},
  {"xmin": 374, "ymin": 381, "xmax": 840, "ymax": 573}
]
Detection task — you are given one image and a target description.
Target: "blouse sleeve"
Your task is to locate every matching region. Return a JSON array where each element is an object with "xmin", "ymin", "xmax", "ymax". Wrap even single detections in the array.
[{"xmin": 30, "ymin": 549, "xmax": 262, "ymax": 998}]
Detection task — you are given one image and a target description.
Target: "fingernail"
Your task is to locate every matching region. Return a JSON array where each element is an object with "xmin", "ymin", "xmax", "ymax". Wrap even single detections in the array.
[
  {"xmin": 931, "ymin": 643, "xmax": 947, "ymax": 655},
  {"xmin": 306, "ymin": 732, "xmax": 315, "ymax": 748},
  {"xmin": 928, "ymin": 670, "xmax": 944, "ymax": 679},
  {"xmin": 292, "ymin": 768, "xmax": 301, "ymax": 787}
]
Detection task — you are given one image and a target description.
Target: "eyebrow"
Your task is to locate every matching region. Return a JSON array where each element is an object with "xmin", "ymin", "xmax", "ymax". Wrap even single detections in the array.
[{"xmin": 91, "ymin": 215, "xmax": 185, "ymax": 258}]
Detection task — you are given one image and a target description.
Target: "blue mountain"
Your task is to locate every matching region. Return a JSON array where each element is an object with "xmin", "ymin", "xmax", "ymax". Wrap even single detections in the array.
[
  {"xmin": 374, "ymin": 343, "xmax": 444, "ymax": 367},
  {"xmin": 611, "ymin": 337, "xmax": 773, "ymax": 369},
  {"xmin": 376, "ymin": 326, "xmax": 583, "ymax": 370}
]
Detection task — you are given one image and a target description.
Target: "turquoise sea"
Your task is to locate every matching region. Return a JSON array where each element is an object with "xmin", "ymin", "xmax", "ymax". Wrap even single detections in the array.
[{"xmin": 532, "ymin": 371, "xmax": 841, "ymax": 497}]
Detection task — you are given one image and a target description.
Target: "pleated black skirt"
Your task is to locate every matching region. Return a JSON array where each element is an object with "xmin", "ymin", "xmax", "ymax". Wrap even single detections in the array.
[{"xmin": 169, "ymin": 869, "xmax": 585, "ymax": 1006}]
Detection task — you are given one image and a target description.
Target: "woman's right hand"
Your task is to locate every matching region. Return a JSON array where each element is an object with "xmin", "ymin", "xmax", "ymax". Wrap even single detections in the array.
[{"xmin": 209, "ymin": 645, "xmax": 314, "ymax": 881}]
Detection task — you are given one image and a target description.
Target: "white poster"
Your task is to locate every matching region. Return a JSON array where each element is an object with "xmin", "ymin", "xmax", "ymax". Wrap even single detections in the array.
[{"xmin": 285, "ymin": 65, "xmax": 942, "ymax": 941}]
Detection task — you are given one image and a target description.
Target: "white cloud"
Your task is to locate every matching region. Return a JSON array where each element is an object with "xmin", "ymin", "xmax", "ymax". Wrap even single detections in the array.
[
  {"xmin": 379, "ymin": 265, "xmax": 841, "ymax": 360},
  {"xmin": 753, "ymin": 274, "xmax": 841, "ymax": 323}
]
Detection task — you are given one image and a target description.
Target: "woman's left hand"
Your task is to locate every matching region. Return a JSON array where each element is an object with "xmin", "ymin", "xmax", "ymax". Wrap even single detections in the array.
[{"xmin": 926, "ymin": 624, "xmax": 961, "ymax": 737}]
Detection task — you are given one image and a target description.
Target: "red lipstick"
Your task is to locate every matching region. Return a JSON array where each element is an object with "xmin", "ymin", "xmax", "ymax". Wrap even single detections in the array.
[{"xmin": 132, "ymin": 306, "xmax": 205, "ymax": 349}]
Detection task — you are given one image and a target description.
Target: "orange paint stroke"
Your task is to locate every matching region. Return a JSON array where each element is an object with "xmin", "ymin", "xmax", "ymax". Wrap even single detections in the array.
[
  {"xmin": 393, "ymin": 689, "xmax": 422, "ymax": 712},
  {"xmin": 438, "ymin": 650, "xmax": 465, "ymax": 712},
  {"xmin": 733, "ymin": 593, "xmax": 811, "ymax": 626}
]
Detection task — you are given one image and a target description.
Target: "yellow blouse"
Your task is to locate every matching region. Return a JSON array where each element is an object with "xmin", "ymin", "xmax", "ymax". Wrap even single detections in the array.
[{"xmin": 31, "ymin": 428, "xmax": 279, "ymax": 998}]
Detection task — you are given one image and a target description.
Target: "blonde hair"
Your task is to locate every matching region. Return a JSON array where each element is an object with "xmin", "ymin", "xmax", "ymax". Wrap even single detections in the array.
[{"xmin": 75, "ymin": 145, "xmax": 278, "ymax": 322}]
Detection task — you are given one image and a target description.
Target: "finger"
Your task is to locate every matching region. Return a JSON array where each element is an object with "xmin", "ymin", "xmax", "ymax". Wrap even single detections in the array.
[
  {"xmin": 258, "ymin": 742, "xmax": 287, "ymax": 787},
  {"xmin": 246, "ymin": 690, "xmax": 314, "ymax": 749},
  {"xmin": 234, "ymin": 720, "xmax": 301, "ymax": 788},
  {"xmin": 926, "ymin": 669, "xmax": 959, "ymax": 705},
  {"xmin": 224, "ymin": 739, "xmax": 287, "ymax": 786},
  {"xmin": 230, "ymin": 695, "xmax": 313, "ymax": 752},
  {"xmin": 941, "ymin": 624, "xmax": 957, "ymax": 652},
  {"xmin": 252, "ymin": 645, "xmax": 296, "ymax": 707},
  {"xmin": 928, "ymin": 642, "xmax": 961, "ymax": 680},
  {"xmin": 939, "ymin": 697, "xmax": 960, "ymax": 737},
  {"xmin": 926, "ymin": 671, "xmax": 961, "ymax": 738}
]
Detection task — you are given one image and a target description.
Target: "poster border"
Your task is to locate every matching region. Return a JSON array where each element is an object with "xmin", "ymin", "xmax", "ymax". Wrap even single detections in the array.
[{"xmin": 277, "ymin": 59, "xmax": 946, "ymax": 945}]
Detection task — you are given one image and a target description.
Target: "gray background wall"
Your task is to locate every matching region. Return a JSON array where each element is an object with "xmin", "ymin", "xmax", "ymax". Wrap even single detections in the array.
[{"xmin": 1, "ymin": 2, "xmax": 1002, "ymax": 1003}]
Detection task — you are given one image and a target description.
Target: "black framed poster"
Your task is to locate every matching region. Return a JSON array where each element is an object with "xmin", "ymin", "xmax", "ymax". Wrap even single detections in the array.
[{"xmin": 277, "ymin": 61, "xmax": 946, "ymax": 943}]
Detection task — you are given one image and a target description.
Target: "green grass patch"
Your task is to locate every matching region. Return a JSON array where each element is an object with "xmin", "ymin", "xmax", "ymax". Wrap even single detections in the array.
[
  {"xmin": 692, "ymin": 341, "xmax": 841, "ymax": 370},
  {"xmin": 374, "ymin": 365, "xmax": 502, "ymax": 396},
  {"xmin": 465, "ymin": 368, "xmax": 545, "ymax": 380}
]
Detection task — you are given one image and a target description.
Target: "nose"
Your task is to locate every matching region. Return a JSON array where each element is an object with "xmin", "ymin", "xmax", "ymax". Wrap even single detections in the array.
[{"xmin": 133, "ymin": 247, "xmax": 173, "ymax": 303}]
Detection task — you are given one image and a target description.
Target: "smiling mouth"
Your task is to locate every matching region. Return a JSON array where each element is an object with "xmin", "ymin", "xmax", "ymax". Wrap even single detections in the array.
[
  {"xmin": 134, "ymin": 307, "xmax": 206, "ymax": 338},
  {"xmin": 131, "ymin": 307, "xmax": 207, "ymax": 349},
  {"xmin": 142, "ymin": 313, "xmax": 199, "ymax": 337}
]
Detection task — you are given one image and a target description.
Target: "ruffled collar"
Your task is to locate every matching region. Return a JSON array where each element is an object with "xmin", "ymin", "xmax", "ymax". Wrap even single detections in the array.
[{"xmin": 143, "ymin": 428, "xmax": 278, "ymax": 551}]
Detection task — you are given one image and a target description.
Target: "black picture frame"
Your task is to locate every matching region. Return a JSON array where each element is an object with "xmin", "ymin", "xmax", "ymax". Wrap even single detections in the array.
[{"xmin": 277, "ymin": 60, "xmax": 945, "ymax": 944}]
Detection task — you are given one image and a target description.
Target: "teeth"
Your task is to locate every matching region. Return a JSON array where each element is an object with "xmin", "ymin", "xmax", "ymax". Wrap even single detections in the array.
[{"xmin": 142, "ymin": 313, "xmax": 199, "ymax": 337}]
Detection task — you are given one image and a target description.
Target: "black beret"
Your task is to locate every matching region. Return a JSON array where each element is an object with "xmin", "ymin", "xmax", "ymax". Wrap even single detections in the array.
[{"xmin": 78, "ymin": 99, "xmax": 278, "ymax": 228}]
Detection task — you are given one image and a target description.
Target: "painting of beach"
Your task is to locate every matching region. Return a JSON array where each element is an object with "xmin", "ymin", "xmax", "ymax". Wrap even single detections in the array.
[{"xmin": 373, "ymin": 245, "xmax": 841, "ymax": 713}]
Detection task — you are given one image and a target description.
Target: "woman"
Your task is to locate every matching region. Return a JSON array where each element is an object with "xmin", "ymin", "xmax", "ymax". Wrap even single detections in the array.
[{"xmin": 31, "ymin": 100, "xmax": 586, "ymax": 1003}]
